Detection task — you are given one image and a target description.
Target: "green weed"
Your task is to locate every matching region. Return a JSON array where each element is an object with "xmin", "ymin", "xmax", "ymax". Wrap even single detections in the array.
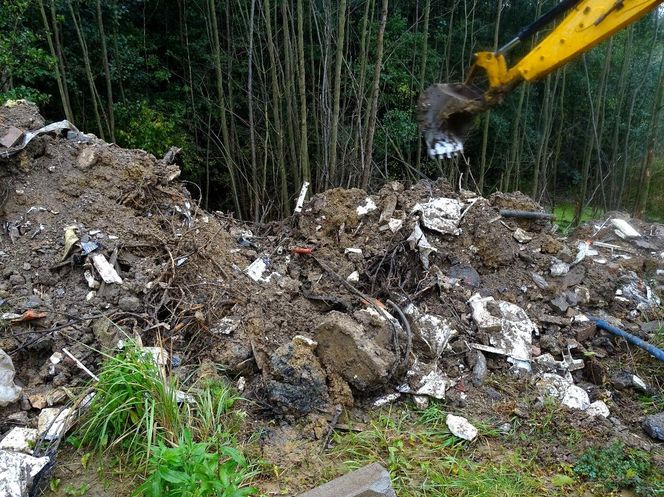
[
  {"xmin": 573, "ymin": 442, "xmax": 663, "ymax": 496},
  {"xmin": 134, "ymin": 429, "xmax": 255, "ymax": 497}
]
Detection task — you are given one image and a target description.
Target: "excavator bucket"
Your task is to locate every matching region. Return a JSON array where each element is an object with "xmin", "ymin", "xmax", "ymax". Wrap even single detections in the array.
[{"xmin": 417, "ymin": 83, "xmax": 486, "ymax": 159}]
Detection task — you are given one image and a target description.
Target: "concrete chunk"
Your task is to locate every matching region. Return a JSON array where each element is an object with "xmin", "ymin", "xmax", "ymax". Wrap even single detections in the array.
[
  {"xmin": 0, "ymin": 126, "xmax": 23, "ymax": 148},
  {"xmin": 297, "ymin": 463, "xmax": 396, "ymax": 497}
]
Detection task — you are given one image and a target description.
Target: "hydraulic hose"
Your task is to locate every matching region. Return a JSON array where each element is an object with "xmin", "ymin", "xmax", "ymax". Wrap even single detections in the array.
[{"xmin": 592, "ymin": 318, "xmax": 664, "ymax": 363}]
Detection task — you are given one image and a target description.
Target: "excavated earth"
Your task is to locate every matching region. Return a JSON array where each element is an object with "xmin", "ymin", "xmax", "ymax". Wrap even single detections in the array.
[{"xmin": 0, "ymin": 102, "xmax": 663, "ymax": 495}]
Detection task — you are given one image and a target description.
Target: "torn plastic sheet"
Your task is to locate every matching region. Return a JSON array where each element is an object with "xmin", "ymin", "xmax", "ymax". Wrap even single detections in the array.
[
  {"xmin": 0, "ymin": 450, "xmax": 50, "ymax": 497},
  {"xmin": 245, "ymin": 256, "xmax": 276, "ymax": 283},
  {"xmin": 469, "ymin": 294, "xmax": 537, "ymax": 371},
  {"xmin": 617, "ymin": 271, "xmax": 661, "ymax": 310},
  {"xmin": 411, "ymin": 198, "xmax": 464, "ymax": 235},
  {"xmin": 0, "ymin": 348, "xmax": 22, "ymax": 407},
  {"xmin": 407, "ymin": 224, "xmax": 437, "ymax": 269},
  {"xmin": 0, "ymin": 119, "xmax": 78, "ymax": 159}
]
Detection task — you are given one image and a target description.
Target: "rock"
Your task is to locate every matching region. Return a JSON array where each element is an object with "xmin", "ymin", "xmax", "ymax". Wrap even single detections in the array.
[
  {"xmin": 37, "ymin": 407, "xmax": 73, "ymax": 440},
  {"xmin": 612, "ymin": 371, "xmax": 647, "ymax": 391},
  {"xmin": 92, "ymin": 316, "xmax": 120, "ymax": 352},
  {"xmin": 0, "ymin": 427, "xmax": 38, "ymax": 454},
  {"xmin": 446, "ymin": 414, "xmax": 478, "ymax": 441},
  {"xmin": 0, "ymin": 349, "xmax": 22, "ymax": 407},
  {"xmin": 550, "ymin": 259, "xmax": 570, "ymax": 277},
  {"xmin": 315, "ymin": 311, "xmax": 396, "ymax": 391},
  {"xmin": 448, "ymin": 264, "xmax": 481, "ymax": 288},
  {"xmin": 118, "ymin": 295, "xmax": 142, "ymax": 313},
  {"xmin": 297, "ymin": 463, "xmax": 396, "ymax": 497},
  {"xmin": 266, "ymin": 335, "xmax": 329, "ymax": 415},
  {"xmin": 8, "ymin": 274, "xmax": 25, "ymax": 287},
  {"xmin": 536, "ymin": 373, "xmax": 590, "ymax": 411},
  {"xmin": 586, "ymin": 400, "xmax": 610, "ymax": 418},
  {"xmin": 561, "ymin": 385, "xmax": 591, "ymax": 410},
  {"xmin": 642, "ymin": 412, "xmax": 664, "ymax": 441},
  {"xmin": 550, "ymin": 295, "xmax": 569, "ymax": 313},
  {"xmin": 513, "ymin": 228, "xmax": 532, "ymax": 243},
  {"xmin": 76, "ymin": 145, "xmax": 100, "ymax": 169},
  {"xmin": 27, "ymin": 389, "xmax": 66, "ymax": 409},
  {"xmin": 471, "ymin": 351, "xmax": 487, "ymax": 387},
  {"xmin": 0, "ymin": 126, "xmax": 23, "ymax": 148},
  {"xmin": 0, "ymin": 450, "xmax": 50, "ymax": 497},
  {"xmin": 640, "ymin": 320, "xmax": 663, "ymax": 334}
]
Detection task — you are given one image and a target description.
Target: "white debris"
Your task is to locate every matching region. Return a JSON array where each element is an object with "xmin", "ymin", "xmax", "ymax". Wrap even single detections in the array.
[
  {"xmin": 294, "ymin": 181, "xmax": 310, "ymax": 214},
  {"xmin": 90, "ymin": 253, "xmax": 123, "ymax": 284},
  {"xmin": 407, "ymin": 224, "xmax": 437, "ymax": 269},
  {"xmin": 536, "ymin": 373, "xmax": 590, "ymax": 411},
  {"xmin": 38, "ymin": 407, "xmax": 73, "ymax": 440},
  {"xmin": 237, "ymin": 376, "xmax": 246, "ymax": 393},
  {"xmin": 562, "ymin": 385, "xmax": 591, "ymax": 410},
  {"xmin": 632, "ymin": 374, "xmax": 648, "ymax": 391},
  {"xmin": 550, "ymin": 258, "xmax": 570, "ymax": 276},
  {"xmin": 573, "ymin": 241, "xmax": 597, "ymax": 265},
  {"xmin": 344, "ymin": 248, "xmax": 363, "ymax": 255},
  {"xmin": 0, "ymin": 450, "xmax": 50, "ymax": 497},
  {"xmin": 143, "ymin": 347, "xmax": 169, "ymax": 367},
  {"xmin": 387, "ymin": 218, "xmax": 403, "ymax": 233},
  {"xmin": 446, "ymin": 414, "xmax": 478, "ymax": 441},
  {"xmin": 586, "ymin": 400, "xmax": 610, "ymax": 418},
  {"xmin": 413, "ymin": 369, "xmax": 451, "ymax": 399},
  {"xmin": 412, "ymin": 198, "xmax": 464, "ymax": 235},
  {"xmin": 49, "ymin": 352, "xmax": 63, "ymax": 365},
  {"xmin": 0, "ymin": 349, "xmax": 22, "ymax": 407},
  {"xmin": 356, "ymin": 197, "xmax": 377, "ymax": 217},
  {"xmin": 372, "ymin": 392, "xmax": 401, "ymax": 408},
  {"xmin": 210, "ymin": 316, "xmax": 240, "ymax": 335},
  {"xmin": 413, "ymin": 395, "xmax": 429, "ymax": 410},
  {"xmin": 0, "ymin": 428, "xmax": 38, "ymax": 454},
  {"xmin": 347, "ymin": 271, "xmax": 360, "ymax": 283},
  {"xmin": 468, "ymin": 294, "xmax": 536, "ymax": 370},
  {"xmin": 611, "ymin": 218, "xmax": 640, "ymax": 238},
  {"xmin": 404, "ymin": 305, "xmax": 457, "ymax": 359},
  {"xmin": 513, "ymin": 228, "xmax": 532, "ymax": 243},
  {"xmin": 245, "ymin": 257, "xmax": 274, "ymax": 283}
]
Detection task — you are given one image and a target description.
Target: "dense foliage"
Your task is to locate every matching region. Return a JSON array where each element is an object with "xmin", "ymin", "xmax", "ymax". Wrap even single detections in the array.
[{"xmin": 1, "ymin": 0, "xmax": 662, "ymax": 220}]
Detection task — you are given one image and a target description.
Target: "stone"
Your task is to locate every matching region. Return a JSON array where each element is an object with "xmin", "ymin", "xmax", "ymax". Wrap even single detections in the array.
[
  {"xmin": 448, "ymin": 264, "xmax": 481, "ymax": 288},
  {"xmin": 586, "ymin": 400, "xmax": 610, "ymax": 418},
  {"xmin": 0, "ymin": 427, "xmax": 38, "ymax": 454},
  {"xmin": 76, "ymin": 145, "xmax": 100, "ymax": 169},
  {"xmin": 0, "ymin": 126, "xmax": 23, "ymax": 148},
  {"xmin": 8, "ymin": 274, "xmax": 25, "ymax": 287},
  {"xmin": 37, "ymin": 407, "xmax": 72, "ymax": 440},
  {"xmin": 315, "ymin": 311, "xmax": 396, "ymax": 391},
  {"xmin": 297, "ymin": 463, "xmax": 396, "ymax": 497},
  {"xmin": 266, "ymin": 335, "xmax": 329, "ymax": 416},
  {"xmin": 550, "ymin": 295, "xmax": 569, "ymax": 313},
  {"xmin": 28, "ymin": 389, "xmax": 66, "ymax": 409},
  {"xmin": 642, "ymin": 412, "xmax": 664, "ymax": 441},
  {"xmin": 446, "ymin": 414, "xmax": 478, "ymax": 441},
  {"xmin": 118, "ymin": 295, "xmax": 142, "ymax": 313}
]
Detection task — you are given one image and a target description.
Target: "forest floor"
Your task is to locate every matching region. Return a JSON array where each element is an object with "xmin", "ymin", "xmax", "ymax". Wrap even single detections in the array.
[{"xmin": 0, "ymin": 101, "xmax": 662, "ymax": 497}]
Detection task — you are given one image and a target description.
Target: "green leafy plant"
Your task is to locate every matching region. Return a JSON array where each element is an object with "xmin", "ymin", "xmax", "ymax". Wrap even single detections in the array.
[
  {"xmin": 134, "ymin": 429, "xmax": 255, "ymax": 497},
  {"xmin": 573, "ymin": 442, "xmax": 662, "ymax": 495}
]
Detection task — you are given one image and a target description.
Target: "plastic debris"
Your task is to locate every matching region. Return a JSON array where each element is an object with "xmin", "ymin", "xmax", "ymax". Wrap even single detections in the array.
[
  {"xmin": 407, "ymin": 224, "xmax": 437, "ymax": 269},
  {"xmin": 446, "ymin": 414, "xmax": 478, "ymax": 441},
  {"xmin": 0, "ymin": 349, "xmax": 22, "ymax": 407},
  {"xmin": 412, "ymin": 198, "xmax": 463, "ymax": 235},
  {"xmin": 0, "ymin": 119, "xmax": 77, "ymax": 158},
  {"xmin": 344, "ymin": 248, "xmax": 363, "ymax": 255},
  {"xmin": 372, "ymin": 392, "xmax": 401, "ymax": 408},
  {"xmin": 245, "ymin": 257, "xmax": 271, "ymax": 282},
  {"xmin": 347, "ymin": 271, "xmax": 360, "ymax": 283}
]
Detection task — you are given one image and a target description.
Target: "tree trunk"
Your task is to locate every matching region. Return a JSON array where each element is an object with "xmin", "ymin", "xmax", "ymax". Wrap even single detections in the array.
[
  {"xmin": 296, "ymin": 0, "xmax": 311, "ymax": 185},
  {"xmin": 361, "ymin": 0, "xmax": 389, "ymax": 189},
  {"xmin": 328, "ymin": 0, "xmax": 347, "ymax": 187},
  {"xmin": 96, "ymin": 0, "xmax": 115, "ymax": 142}
]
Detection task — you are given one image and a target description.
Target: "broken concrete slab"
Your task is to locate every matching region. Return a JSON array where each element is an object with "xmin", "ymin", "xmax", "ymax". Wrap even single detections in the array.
[
  {"xmin": 0, "ymin": 450, "xmax": 50, "ymax": 497},
  {"xmin": 412, "ymin": 197, "xmax": 464, "ymax": 235},
  {"xmin": 297, "ymin": 463, "xmax": 396, "ymax": 497},
  {"xmin": 0, "ymin": 428, "xmax": 38, "ymax": 454},
  {"xmin": 315, "ymin": 311, "xmax": 396, "ymax": 392},
  {"xmin": 38, "ymin": 407, "xmax": 73, "ymax": 440},
  {"xmin": 536, "ymin": 373, "xmax": 590, "ymax": 411},
  {"xmin": 404, "ymin": 304, "xmax": 457, "ymax": 359}
]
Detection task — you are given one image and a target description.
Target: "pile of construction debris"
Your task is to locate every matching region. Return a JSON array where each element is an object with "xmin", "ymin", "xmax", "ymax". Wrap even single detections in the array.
[{"xmin": 1, "ymin": 101, "xmax": 663, "ymax": 495}]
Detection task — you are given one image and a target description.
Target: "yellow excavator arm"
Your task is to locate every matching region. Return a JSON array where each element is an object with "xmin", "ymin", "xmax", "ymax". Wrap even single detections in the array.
[{"xmin": 418, "ymin": 0, "xmax": 663, "ymax": 159}]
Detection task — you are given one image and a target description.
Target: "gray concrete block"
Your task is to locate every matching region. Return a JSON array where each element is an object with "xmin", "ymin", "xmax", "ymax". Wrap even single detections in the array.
[{"xmin": 297, "ymin": 463, "xmax": 396, "ymax": 497}]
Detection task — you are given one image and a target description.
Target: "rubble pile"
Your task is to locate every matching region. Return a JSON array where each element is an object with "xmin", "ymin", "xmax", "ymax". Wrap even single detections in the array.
[{"xmin": 1, "ymin": 102, "xmax": 663, "ymax": 493}]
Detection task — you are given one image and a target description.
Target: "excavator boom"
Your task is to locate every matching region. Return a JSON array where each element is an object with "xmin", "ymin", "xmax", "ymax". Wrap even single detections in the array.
[{"xmin": 419, "ymin": 0, "xmax": 663, "ymax": 159}]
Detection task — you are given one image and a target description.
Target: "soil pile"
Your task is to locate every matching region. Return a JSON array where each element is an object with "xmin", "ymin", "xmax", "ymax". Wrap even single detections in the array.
[{"xmin": 0, "ymin": 102, "xmax": 662, "ymax": 494}]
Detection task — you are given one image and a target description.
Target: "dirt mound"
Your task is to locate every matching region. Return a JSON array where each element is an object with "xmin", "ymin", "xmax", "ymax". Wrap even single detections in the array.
[{"xmin": 0, "ymin": 102, "xmax": 662, "ymax": 494}]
